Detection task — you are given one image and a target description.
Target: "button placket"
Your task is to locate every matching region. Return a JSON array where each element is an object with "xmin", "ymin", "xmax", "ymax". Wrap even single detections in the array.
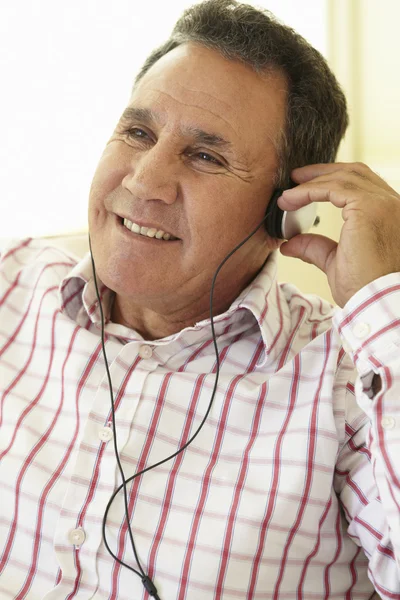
[
  {"xmin": 65, "ymin": 343, "xmax": 156, "ymax": 569},
  {"xmin": 52, "ymin": 345, "xmax": 138, "ymax": 589},
  {"xmin": 51, "ymin": 342, "xmax": 158, "ymax": 596}
]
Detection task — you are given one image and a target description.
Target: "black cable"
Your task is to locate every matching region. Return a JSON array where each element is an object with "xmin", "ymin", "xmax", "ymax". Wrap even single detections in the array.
[
  {"xmin": 89, "ymin": 208, "xmax": 272, "ymax": 598},
  {"xmin": 89, "ymin": 236, "xmax": 147, "ymax": 580}
]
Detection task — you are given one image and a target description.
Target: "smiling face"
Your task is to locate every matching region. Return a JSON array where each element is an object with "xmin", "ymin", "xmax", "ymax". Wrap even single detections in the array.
[{"xmin": 88, "ymin": 42, "xmax": 288, "ymax": 334}]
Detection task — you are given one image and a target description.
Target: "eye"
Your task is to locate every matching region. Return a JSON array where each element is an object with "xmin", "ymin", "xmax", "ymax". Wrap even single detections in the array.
[
  {"xmin": 195, "ymin": 152, "xmax": 223, "ymax": 166},
  {"xmin": 126, "ymin": 127, "xmax": 150, "ymax": 140}
]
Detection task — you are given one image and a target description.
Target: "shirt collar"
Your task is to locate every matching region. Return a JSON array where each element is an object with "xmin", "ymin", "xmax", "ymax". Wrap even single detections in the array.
[
  {"xmin": 58, "ymin": 249, "xmax": 291, "ymax": 368},
  {"xmin": 59, "ymin": 252, "xmax": 115, "ymax": 326}
]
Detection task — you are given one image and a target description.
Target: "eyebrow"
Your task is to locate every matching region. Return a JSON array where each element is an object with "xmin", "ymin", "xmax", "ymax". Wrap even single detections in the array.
[{"xmin": 120, "ymin": 106, "xmax": 235, "ymax": 155}]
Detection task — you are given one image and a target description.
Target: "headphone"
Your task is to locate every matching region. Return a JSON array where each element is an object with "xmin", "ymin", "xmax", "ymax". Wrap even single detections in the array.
[
  {"xmin": 265, "ymin": 183, "xmax": 318, "ymax": 240},
  {"xmin": 88, "ymin": 186, "xmax": 318, "ymax": 599}
]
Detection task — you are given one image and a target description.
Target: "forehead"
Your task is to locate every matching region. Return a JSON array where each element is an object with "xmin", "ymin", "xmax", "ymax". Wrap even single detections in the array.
[{"xmin": 129, "ymin": 43, "xmax": 287, "ymax": 161}]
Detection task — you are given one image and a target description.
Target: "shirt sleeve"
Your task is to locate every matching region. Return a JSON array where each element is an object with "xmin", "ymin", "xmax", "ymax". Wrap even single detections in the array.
[
  {"xmin": 0, "ymin": 237, "xmax": 27, "ymax": 260},
  {"xmin": 332, "ymin": 272, "xmax": 400, "ymax": 598}
]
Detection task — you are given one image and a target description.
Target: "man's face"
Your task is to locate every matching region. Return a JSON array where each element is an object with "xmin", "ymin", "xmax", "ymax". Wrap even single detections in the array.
[{"xmin": 88, "ymin": 43, "xmax": 287, "ymax": 312}]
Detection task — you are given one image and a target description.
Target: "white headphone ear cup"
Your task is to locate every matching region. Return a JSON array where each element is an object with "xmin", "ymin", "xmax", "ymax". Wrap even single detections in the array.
[{"xmin": 281, "ymin": 202, "xmax": 317, "ymax": 240}]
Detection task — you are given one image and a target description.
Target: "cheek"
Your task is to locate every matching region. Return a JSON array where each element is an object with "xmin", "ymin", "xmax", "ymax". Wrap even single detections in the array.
[
  {"xmin": 186, "ymin": 186, "xmax": 271, "ymax": 267},
  {"xmin": 89, "ymin": 145, "xmax": 129, "ymax": 206},
  {"xmin": 187, "ymin": 186, "xmax": 266, "ymax": 246},
  {"xmin": 90, "ymin": 165, "xmax": 118, "ymax": 204}
]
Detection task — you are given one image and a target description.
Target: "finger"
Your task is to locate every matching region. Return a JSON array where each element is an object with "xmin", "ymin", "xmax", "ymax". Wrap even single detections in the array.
[
  {"xmin": 277, "ymin": 174, "xmax": 395, "ymax": 210},
  {"xmin": 291, "ymin": 162, "xmax": 396, "ymax": 194},
  {"xmin": 289, "ymin": 170, "xmax": 381, "ymax": 195},
  {"xmin": 278, "ymin": 182, "xmax": 363, "ymax": 210},
  {"xmin": 280, "ymin": 233, "xmax": 337, "ymax": 276}
]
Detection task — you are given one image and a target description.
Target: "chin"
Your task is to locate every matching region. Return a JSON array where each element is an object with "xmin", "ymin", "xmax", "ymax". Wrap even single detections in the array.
[{"xmin": 97, "ymin": 260, "xmax": 175, "ymax": 303}]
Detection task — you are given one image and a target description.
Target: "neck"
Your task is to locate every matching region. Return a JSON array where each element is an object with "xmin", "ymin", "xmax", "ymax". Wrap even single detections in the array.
[
  {"xmin": 110, "ymin": 288, "xmax": 230, "ymax": 341},
  {"xmin": 107, "ymin": 249, "xmax": 273, "ymax": 341}
]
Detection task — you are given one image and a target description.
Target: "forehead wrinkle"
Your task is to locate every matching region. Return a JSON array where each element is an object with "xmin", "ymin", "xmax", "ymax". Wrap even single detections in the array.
[
  {"xmin": 172, "ymin": 80, "xmax": 236, "ymax": 121},
  {"xmin": 150, "ymin": 88, "xmax": 239, "ymax": 138}
]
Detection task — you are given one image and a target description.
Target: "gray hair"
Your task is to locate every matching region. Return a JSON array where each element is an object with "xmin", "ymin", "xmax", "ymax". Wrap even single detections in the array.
[{"xmin": 134, "ymin": 0, "xmax": 349, "ymax": 187}]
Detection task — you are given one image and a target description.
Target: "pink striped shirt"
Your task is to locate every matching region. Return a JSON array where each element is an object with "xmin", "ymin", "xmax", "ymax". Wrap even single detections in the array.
[{"xmin": 1, "ymin": 236, "xmax": 400, "ymax": 599}]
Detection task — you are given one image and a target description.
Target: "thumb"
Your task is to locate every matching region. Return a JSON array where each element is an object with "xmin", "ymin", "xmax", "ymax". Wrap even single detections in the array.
[{"xmin": 279, "ymin": 233, "xmax": 337, "ymax": 275}]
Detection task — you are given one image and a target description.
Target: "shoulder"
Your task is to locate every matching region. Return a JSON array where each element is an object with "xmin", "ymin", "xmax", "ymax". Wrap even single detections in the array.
[{"xmin": 0, "ymin": 237, "xmax": 78, "ymax": 290}]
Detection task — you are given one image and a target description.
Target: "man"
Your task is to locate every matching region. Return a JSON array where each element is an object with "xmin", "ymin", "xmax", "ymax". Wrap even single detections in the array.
[{"xmin": 1, "ymin": 0, "xmax": 400, "ymax": 597}]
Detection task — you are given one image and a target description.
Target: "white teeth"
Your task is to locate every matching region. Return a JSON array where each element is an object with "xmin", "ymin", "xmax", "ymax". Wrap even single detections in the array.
[{"xmin": 123, "ymin": 219, "xmax": 176, "ymax": 241}]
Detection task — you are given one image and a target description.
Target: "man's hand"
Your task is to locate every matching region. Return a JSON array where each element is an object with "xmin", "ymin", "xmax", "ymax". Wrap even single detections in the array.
[{"xmin": 277, "ymin": 162, "xmax": 400, "ymax": 308}]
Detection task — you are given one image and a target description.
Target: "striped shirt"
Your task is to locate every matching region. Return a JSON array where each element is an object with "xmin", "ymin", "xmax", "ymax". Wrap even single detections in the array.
[{"xmin": 1, "ymin": 236, "xmax": 400, "ymax": 600}]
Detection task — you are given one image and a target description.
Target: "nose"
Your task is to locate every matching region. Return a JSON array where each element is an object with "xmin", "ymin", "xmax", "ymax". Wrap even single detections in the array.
[{"xmin": 122, "ymin": 143, "xmax": 179, "ymax": 205}]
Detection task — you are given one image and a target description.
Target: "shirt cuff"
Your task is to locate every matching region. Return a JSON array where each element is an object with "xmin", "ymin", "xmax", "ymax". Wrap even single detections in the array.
[{"xmin": 332, "ymin": 272, "xmax": 400, "ymax": 379}]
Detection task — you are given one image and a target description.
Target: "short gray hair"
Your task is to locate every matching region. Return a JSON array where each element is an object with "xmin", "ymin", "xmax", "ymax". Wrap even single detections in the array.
[{"xmin": 134, "ymin": 0, "xmax": 349, "ymax": 187}]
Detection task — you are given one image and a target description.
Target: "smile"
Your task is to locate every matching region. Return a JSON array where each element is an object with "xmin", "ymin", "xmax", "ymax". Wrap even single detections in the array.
[{"xmin": 121, "ymin": 218, "xmax": 179, "ymax": 241}]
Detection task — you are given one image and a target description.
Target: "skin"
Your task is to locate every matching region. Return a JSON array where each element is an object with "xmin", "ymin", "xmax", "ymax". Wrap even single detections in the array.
[{"xmin": 88, "ymin": 42, "xmax": 288, "ymax": 340}]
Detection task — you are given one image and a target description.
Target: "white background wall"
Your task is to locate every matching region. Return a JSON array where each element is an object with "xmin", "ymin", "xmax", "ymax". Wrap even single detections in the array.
[
  {"xmin": 350, "ymin": 0, "xmax": 400, "ymax": 189},
  {"xmin": 0, "ymin": 0, "xmax": 327, "ymax": 239}
]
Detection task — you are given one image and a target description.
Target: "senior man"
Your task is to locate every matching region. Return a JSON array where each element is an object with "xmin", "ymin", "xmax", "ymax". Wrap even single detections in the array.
[{"xmin": 1, "ymin": 0, "xmax": 400, "ymax": 598}]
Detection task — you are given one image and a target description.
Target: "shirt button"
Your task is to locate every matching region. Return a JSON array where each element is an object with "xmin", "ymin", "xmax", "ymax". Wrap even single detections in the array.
[
  {"xmin": 98, "ymin": 426, "xmax": 113, "ymax": 442},
  {"xmin": 381, "ymin": 416, "xmax": 396, "ymax": 430},
  {"xmin": 139, "ymin": 345, "xmax": 153, "ymax": 359},
  {"xmin": 68, "ymin": 528, "xmax": 86, "ymax": 546},
  {"xmin": 352, "ymin": 322, "xmax": 371, "ymax": 339}
]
